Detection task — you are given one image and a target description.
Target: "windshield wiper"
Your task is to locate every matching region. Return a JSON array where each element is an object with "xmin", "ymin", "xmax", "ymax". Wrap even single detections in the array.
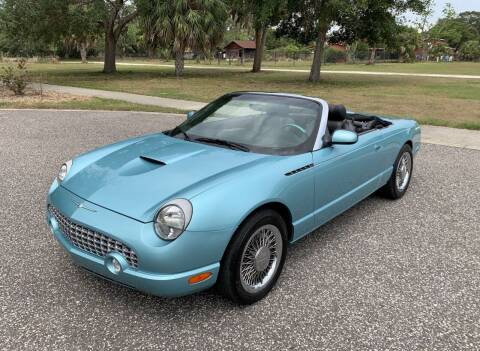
[
  {"xmin": 179, "ymin": 130, "xmax": 191, "ymax": 140},
  {"xmin": 169, "ymin": 127, "xmax": 190, "ymax": 140},
  {"xmin": 194, "ymin": 137, "xmax": 250, "ymax": 152}
]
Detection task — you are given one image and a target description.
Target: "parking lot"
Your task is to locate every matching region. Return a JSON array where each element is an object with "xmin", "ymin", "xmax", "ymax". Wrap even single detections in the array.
[{"xmin": 1, "ymin": 109, "xmax": 479, "ymax": 350}]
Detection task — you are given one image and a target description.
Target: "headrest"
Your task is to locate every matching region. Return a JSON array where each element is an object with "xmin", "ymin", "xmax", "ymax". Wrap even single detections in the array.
[{"xmin": 328, "ymin": 104, "xmax": 347, "ymax": 121}]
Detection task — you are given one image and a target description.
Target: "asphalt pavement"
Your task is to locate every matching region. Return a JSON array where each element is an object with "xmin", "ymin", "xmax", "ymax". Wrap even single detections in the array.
[{"xmin": 0, "ymin": 110, "xmax": 479, "ymax": 350}]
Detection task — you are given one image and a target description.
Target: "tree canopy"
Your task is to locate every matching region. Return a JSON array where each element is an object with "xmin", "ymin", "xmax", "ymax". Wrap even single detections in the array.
[
  {"xmin": 152, "ymin": 0, "xmax": 228, "ymax": 76},
  {"xmin": 0, "ymin": 0, "xmax": 70, "ymax": 56},
  {"xmin": 0, "ymin": 0, "xmax": 139, "ymax": 72},
  {"xmin": 0, "ymin": 0, "xmax": 476, "ymax": 80},
  {"xmin": 429, "ymin": 9, "xmax": 480, "ymax": 51},
  {"xmin": 278, "ymin": 0, "xmax": 432, "ymax": 81}
]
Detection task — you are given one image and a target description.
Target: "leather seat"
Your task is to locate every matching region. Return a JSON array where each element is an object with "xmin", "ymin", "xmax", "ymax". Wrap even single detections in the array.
[{"xmin": 327, "ymin": 104, "xmax": 355, "ymax": 133}]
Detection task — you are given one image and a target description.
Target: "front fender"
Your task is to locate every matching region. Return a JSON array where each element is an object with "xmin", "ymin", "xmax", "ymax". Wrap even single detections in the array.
[{"xmin": 187, "ymin": 153, "xmax": 315, "ymax": 239}]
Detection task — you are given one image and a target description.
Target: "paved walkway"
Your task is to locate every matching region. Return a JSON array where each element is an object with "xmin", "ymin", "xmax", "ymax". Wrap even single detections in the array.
[
  {"xmin": 38, "ymin": 83, "xmax": 206, "ymax": 111},
  {"xmin": 64, "ymin": 61, "xmax": 480, "ymax": 80},
  {"xmin": 421, "ymin": 125, "xmax": 480, "ymax": 151},
  {"xmin": 38, "ymin": 83, "xmax": 480, "ymax": 151}
]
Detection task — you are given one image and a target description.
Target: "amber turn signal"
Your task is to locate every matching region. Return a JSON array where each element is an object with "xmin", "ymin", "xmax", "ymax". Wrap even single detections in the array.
[{"xmin": 188, "ymin": 272, "xmax": 212, "ymax": 285}]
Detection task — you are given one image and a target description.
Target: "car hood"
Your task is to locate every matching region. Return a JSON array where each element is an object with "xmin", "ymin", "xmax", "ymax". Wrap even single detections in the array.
[{"xmin": 62, "ymin": 133, "xmax": 269, "ymax": 222}]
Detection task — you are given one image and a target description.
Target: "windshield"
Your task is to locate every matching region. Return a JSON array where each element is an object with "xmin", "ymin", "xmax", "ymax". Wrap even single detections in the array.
[{"xmin": 169, "ymin": 93, "xmax": 322, "ymax": 155}]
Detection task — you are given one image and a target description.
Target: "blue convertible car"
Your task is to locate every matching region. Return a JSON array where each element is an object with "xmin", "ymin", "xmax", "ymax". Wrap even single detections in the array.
[{"xmin": 47, "ymin": 92, "xmax": 420, "ymax": 304}]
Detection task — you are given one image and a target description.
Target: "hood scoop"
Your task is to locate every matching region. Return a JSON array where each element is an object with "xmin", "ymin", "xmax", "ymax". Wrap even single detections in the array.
[
  {"xmin": 140, "ymin": 142, "xmax": 207, "ymax": 164},
  {"xmin": 117, "ymin": 142, "xmax": 208, "ymax": 177},
  {"xmin": 118, "ymin": 157, "xmax": 165, "ymax": 177},
  {"xmin": 139, "ymin": 156, "xmax": 166, "ymax": 165}
]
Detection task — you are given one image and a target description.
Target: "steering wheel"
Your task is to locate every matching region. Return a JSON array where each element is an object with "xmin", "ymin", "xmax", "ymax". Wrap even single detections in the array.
[{"xmin": 282, "ymin": 123, "xmax": 308, "ymax": 139}]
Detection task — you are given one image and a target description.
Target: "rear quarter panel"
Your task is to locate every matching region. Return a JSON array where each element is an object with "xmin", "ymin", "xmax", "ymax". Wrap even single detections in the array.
[{"xmin": 381, "ymin": 118, "xmax": 421, "ymax": 167}]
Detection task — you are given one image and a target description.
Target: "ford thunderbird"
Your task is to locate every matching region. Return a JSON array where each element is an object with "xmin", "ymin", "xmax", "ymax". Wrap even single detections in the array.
[{"xmin": 46, "ymin": 92, "xmax": 421, "ymax": 304}]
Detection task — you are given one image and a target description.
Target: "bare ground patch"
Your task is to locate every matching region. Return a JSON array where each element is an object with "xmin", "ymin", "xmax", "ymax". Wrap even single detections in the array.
[{"xmin": 0, "ymin": 86, "xmax": 89, "ymax": 106}]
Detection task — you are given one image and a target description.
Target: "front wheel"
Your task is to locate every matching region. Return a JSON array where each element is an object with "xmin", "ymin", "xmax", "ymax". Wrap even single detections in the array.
[
  {"xmin": 218, "ymin": 209, "xmax": 287, "ymax": 304},
  {"xmin": 380, "ymin": 144, "xmax": 413, "ymax": 199}
]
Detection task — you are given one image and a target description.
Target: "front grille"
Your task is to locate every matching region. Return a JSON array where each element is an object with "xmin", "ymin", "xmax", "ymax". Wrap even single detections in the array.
[{"xmin": 49, "ymin": 206, "xmax": 138, "ymax": 269}]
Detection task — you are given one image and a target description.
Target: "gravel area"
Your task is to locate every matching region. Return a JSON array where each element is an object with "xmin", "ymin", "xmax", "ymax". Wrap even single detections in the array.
[{"xmin": 0, "ymin": 110, "xmax": 479, "ymax": 350}]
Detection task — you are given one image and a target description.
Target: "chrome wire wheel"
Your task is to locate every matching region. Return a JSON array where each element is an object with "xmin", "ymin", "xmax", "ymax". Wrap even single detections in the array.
[
  {"xmin": 396, "ymin": 151, "xmax": 412, "ymax": 192},
  {"xmin": 239, "ymin": 224, "xmax": 283, "ymax": 294}
]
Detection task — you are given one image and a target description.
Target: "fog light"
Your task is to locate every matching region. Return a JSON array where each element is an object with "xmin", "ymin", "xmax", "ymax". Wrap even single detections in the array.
[
  {"xmin": 106, "ymin": 254, "xmax": 126, "ymax": 275},
  {"xmin": 112, "ymin": 258, "xmax": 121, "ymax": 274}
]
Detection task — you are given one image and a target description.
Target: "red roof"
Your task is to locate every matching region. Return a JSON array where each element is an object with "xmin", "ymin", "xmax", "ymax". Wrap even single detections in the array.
[
  {"xmin": 328, "ymin": 44, "xmax": 347, "ymax": 52},
  {"xmin": 225, "ymin": 40, "xmax": 256, "ymax": 50}
]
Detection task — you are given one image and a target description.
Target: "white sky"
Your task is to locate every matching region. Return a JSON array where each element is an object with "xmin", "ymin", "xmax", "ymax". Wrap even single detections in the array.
[{"xmin": 405, "ymin": 0, "xmax": 480, "ymax": 26}]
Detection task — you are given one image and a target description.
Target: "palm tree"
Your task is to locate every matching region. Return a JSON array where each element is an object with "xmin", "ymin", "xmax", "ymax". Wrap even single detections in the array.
[
  {"xmin": 138, "ymin": 0, "xmax": 161, "ymax": 59},
  {"xmin": 139, "ymin": 13, "xmax": 161, "ymax": 58},
  {"xmin": 155, "ymin": 0, "xmax": 228, "ymax": 77}
]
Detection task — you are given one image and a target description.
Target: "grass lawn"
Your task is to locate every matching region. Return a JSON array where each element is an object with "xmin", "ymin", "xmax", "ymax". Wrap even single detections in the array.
[
  {"xmin": 72, "ymin": 58, "xmax": 480, "ymax": 76},
  {"xmin": 263, "ymin": 61, "xmax": 480, "ymax": 75},
  {"xmin": 5, "ymin": 61, "xmax": 480, "ymax": 129}
]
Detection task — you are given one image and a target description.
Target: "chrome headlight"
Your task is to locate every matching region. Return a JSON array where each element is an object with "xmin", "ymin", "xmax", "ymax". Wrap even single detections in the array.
[
  {"xmin": 154, "ymin": 199, "xmax": 192, "ymax": 241},
  {"xmin": 58, "ymin": 160, "xmax": 72, "ymax": 182}
]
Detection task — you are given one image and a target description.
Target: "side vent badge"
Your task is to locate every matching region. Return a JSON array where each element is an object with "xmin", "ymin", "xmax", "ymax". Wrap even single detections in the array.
[{"xmin": 285, "ymin": 163, "xmax": 314, "ymax": 176}]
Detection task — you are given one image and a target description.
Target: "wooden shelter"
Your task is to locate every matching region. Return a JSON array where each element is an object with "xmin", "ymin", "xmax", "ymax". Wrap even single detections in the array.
[{"xmin": 224, "ymin": 40, "xmax": 256, "ymax": 62}]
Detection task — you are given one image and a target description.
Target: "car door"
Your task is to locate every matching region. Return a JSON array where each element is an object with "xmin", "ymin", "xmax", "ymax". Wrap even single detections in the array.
[{"xmin": 312, "ymin": 129, "xmax": 386, "ymax": 228}]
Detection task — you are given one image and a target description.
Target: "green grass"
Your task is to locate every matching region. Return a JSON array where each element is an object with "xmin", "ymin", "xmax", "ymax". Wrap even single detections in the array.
[
  {"xmin": 71, "ymin": 58, "xmax": 480, "ymax": 76},
  {"xmin": 3, "ymin": 61, "xmax": 480, "ymax": 130},
  {"xmin": 0, "ymin": 96, "xmax": 185, "ymax": 114},
  {"xmin": 266, "ymin": 61, "xmax": 480, "ymax": 75}
]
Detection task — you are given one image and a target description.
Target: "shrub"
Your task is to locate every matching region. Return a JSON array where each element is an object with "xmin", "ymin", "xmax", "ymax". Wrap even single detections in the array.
[
  {"xmin": 1, "ymin": 59, "xmax": 29, "ymax": 95},
  {"xmin": 325, "ymin": 47, "xmax": 346, "ymax": 63},
  {"xmin": 430, "ymin": 43, "xmax": 452, "ymax": 59},
  {"xmin": 459, "ymin": 40, "xmax": 480, "ymax": 61}
]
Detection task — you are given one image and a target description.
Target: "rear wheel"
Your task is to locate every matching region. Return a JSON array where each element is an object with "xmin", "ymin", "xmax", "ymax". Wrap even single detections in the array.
[
  {"xmin": 380, "ymin": 144, "xmax": 413, "ymax": 199},
  {"xmin": 218, "ymin": 209, "xmax": 287, "ymax": 304}
]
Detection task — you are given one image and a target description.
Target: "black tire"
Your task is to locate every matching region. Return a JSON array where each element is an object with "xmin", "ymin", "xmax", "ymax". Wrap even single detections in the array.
[
  {"xmin": 217, "ymin": 209, "xmax": 288, "ymax": 305},
  {"xmin": 380, "ymin": 143, "xmax": 413, "ymax": 199}
]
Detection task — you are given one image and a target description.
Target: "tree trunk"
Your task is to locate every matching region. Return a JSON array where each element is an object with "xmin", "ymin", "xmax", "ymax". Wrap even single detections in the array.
[
  {"xmin": 368, "ymin": 47, "xmax": 376, "ymax": 65},
  {"xmin": 252, "ymin": 27, "xmax": 267, "ymax": 73},
  {"xmin": 309, "ymin": 25, "xmax": 328, "ymax": 82},
  {"xmin": 147, "ymin": 46, "xmax": 155, "ymax": 59},
  {"xmin": 80, "ymin": 42, "xmax": 88, "ymax": 64},
  {"xmin": 175, "ymin": 50, "xmax": 185, "ymax": 77},
  {"xmin": 103, "ymin": 31, "xmax": 117, "ymax": 73},
  {"xmin": 101, "ymin": 8, "xmax": 138, "ymax": 74}
]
